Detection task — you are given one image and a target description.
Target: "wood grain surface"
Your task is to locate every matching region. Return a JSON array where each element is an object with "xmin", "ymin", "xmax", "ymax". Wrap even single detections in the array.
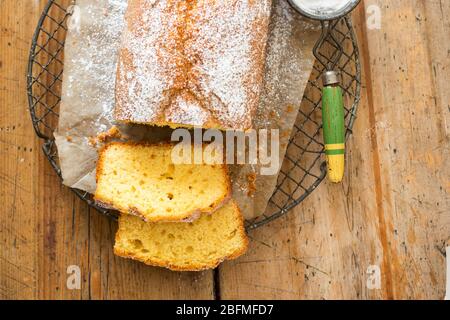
[{"xmin": 0, "ymin": 0, "xmax": 448, "ymax": 300}]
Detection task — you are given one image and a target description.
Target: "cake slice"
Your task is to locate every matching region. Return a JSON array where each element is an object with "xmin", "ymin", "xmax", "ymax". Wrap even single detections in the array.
[
  {"xmin": 114, "ymin": 200, "xmax": 248, "ymax": 271},
  {"xmin": 94, "ymin": 142, "xmax": 230, "ymax": 222}
]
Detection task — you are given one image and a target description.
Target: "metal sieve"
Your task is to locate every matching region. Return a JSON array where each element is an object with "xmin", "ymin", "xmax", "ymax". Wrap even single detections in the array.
[{"xmin": 288, "ymin": 0, "xmax": 361, "ymax": 184}]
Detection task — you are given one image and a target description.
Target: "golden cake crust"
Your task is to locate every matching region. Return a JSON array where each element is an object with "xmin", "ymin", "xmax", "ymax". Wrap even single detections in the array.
[{"xmin": 115, "ymin": 0, "xmax": 272, "ymax": 130}]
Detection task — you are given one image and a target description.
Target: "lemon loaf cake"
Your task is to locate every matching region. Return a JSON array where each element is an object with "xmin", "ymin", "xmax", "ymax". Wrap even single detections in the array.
[
  {"xmin": 94, "ymin": 142, "xmax": 231, "ymax": 222},
  {"xmin": 114, "ymin": 200, "xmax": 248, "ymax": 271},
  {"xmin": 115, "ymin": 0, "xmax": 272, "ymax": 130}
]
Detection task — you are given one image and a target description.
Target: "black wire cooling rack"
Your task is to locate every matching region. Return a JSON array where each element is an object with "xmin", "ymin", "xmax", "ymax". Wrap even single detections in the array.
[{"xmin": 27, "ymin": 0, "xmax": 361, "ymax": 230}]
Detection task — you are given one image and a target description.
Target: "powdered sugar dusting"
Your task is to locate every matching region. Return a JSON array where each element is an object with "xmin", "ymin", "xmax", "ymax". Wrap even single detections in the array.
[
  {"xmin": 116, "ymin": 0, "xmax": 178, "ymax": 122},
  {"xmin": 255, "ymin": 0, "xmax": 320, "ymax": 128},
  {"xmin": 115, "ymin": 0, "xmax": 272, "ymax": 130},
  {"xmin": 59, "ymin": 0, "xmax": 127, "ymax": 134},
  {"xmin": 190, "ymin": 0, "xmax": 272, "ymax": 129},
  {"xmin": 166, "ymin": 93, "xmax": 209, "ymax": 126}
]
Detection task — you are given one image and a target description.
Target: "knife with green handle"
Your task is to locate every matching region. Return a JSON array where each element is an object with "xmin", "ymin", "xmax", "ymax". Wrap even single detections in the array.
[{"xmin": 322, "ymin": 71, "xmax": 345, "ymax": 183}]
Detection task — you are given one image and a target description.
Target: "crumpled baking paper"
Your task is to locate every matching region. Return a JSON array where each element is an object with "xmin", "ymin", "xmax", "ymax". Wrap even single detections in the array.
[{"xmin": 55, "ymin": 0, "xmax": 320, "ymax": 219}]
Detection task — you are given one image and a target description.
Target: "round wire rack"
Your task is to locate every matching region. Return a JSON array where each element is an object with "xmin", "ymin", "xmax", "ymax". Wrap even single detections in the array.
[{"xmin": 27, "ymin": 0, "xmax": 361, "ymax": 230}]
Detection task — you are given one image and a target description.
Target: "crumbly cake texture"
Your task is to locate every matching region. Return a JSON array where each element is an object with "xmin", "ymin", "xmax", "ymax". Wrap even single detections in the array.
[
  {"xmin": 114, "ymin": 200, "xmax": 248, "ymax": 271},
  {"xmin": 115, "ymin": 0, "xmax": 273, "ymax": 130},
  {"xmin": 94, "ymin": 142, "xmax": 231, "ymax": 222}
]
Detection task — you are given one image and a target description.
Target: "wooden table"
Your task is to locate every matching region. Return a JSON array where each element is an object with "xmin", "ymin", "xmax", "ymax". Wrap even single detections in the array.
[{"xmin": 0, "ymin": 0, "xmax": 448, "ymax": 300}]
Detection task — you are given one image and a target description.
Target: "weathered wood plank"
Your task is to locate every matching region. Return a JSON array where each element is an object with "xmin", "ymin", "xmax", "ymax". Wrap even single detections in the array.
[
  {"xmin": 355, "ymin": 0, "xmax": 449, "ymax": 299},
  {"xmin": 0, "ymin": 0, "xmax": 215, "ymax": 300},
  {"xmin": 0, "ymin": 0, "xmax": 47, "ymax": 300},
  {"xmin": 218, "ymin": 0, "xmax": 449, "ymax": 300}
]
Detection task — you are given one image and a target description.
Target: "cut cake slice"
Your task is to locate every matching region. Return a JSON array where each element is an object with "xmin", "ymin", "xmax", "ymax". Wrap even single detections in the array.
[
  {"xmin": 114, "ymin": 200, "xmax": 248, "ymax": 271},
  {"xmin": 94, "ymin": 142, "xmax": 230, "ymax": 222}
]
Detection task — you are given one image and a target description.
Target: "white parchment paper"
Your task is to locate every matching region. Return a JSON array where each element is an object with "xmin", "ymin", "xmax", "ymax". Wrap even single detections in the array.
[{"xmin": 55, "ymin": 0, "xmax": 320, "ymax": 219}]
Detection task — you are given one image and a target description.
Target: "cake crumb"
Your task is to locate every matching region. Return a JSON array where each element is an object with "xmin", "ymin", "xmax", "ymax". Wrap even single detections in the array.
[
  {"xmin": 281, "ymin": 130, "xmax": 291, "ymax": 139},
  {"xmin": 269, "ymin": 110, "xmax": 277, "ymax": 119},
  {"xmin": 97, "ymin": 125, "xmax": 122, "ymax": 143},
  {"xmin": 89, "ymin": 126, "xmax": 122, "ymax": 147},
  {"xmin": 88, "ymin": 136, "xmax": 97, "ymax": 147},
  {"xmin": 246, "ymin": 173, "xmax": 257, "ymax": 197}
]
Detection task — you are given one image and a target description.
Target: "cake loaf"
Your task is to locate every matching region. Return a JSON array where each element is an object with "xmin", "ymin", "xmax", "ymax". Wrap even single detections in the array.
[
  {"xmin": 115, "ymin": 0, "xmax": 272, "ymax": 130},
  {"xmin": 114, "ymin": 200, "xmax": 248, "ymax": 271},
  {"xmin": 94, "ymin": 142, "xmax": 231, "ymax": 222}
]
